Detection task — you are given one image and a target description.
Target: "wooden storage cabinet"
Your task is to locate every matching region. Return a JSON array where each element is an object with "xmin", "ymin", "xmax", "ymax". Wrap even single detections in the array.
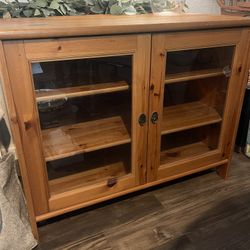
[{"xmin": 1, "ymin": 15, "xmax": 250, "ymax": 238}]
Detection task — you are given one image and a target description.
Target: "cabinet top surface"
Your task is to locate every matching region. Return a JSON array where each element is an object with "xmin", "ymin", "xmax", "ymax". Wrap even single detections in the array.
[{"xmin": 0, "ymin": 13, "xmax": 250, "ymax": 40}]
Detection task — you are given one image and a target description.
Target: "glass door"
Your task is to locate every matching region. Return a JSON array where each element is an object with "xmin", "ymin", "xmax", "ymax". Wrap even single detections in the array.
[
  {"xmin": 148, "ymin": 30, "xmax": 246, "ymax": 182},
  {"xmin": 161, "ymin": 46, "xmax": 234, "ymax": 165},
  {"xmin": 33, "ymin": 56, "xmax": 133, "ymax": 196},
  {"xmin": 4, "ymin": 35, "xmax": 150, "ymax": 214}
]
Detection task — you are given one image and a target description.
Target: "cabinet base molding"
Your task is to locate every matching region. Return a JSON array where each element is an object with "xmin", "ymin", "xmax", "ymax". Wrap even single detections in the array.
[{"xmin": 36, "ymin": 158, "xmax": 228, "ymax": 222}]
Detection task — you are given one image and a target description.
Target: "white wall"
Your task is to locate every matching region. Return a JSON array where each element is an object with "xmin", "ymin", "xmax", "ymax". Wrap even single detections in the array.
[{"xmin": 186, "ymin": 0, "xmax": 221, "ymax": 14}]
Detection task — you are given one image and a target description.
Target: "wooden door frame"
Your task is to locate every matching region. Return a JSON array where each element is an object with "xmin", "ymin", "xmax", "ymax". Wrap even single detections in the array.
[
  {"xmin": 3, "ymin": 34, "xmax": 151, "ymax": 217},
  {"xmin": 147, "ymin": 29, "xmax": 250, "ymax": 182},
  {"xmin": 0, "ymin": 41, "xmax": 39, "ymax": 238}
]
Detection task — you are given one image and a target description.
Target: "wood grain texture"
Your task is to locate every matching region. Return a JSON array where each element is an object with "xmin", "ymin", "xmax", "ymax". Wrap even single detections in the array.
[
  {"xmin": 147, "ymin": 34, "xmax": 166, "ymax": 183},
  {"xmin": 159, "ymin": 29, "xmax": 242, "ymax": 51},
  {"xmin": 42, "ymin": 116, "xmax": 131, "ymax": 161},
  {"xmin": 37, "ymin": 153, "xmax": 250, "ymax": 250},
  {"xmin": 49, "ymin": 161, "xmax": 128, "ymax": 195},
  {"xmin": 165, "ymin": 68, "xmax": 224, "ymax": 84},
  {"xmin": 3, "ymin": 41, "xmax": 50, "ymax": 216},
  {"xmin": 131, "ymin": 34, "xmax": 151, "ymax": 185},
  {"xmin": 218, "ymin": 29, "xmax": 250, "ymax": 179},
  {"xmin": 0, "ymin": 41, "xmax": 39, "ymax": 238},
  {"xmin": 48, "ymin": 174, "xmax": 136, "ymax": 212},
  {"xmin": 38, "ymin": 193, "xmax": 163, "ymax": 249},
  {"xmin": 158, "ymin": 152, "xmax": 227, "ymax": 181},
  {"xmin": 59, "ymin": 233, "xmax": 112, "ymax": 250},
  {"xmin": 24, "ymin": 36, "xmax": 137, "ymax": 61},
  {"xmin": 1, "ymin": 14, "xmax": 250, "ymax": 40},
  {"xmin": 161, "ymin": 102, "xmax": 222, "ymax": 135},
  {"xmin": 36, "ymin": 81, "xmax": 129, "ymax": 102},
  {"xmin": 160, "ymin": 141, "xmax": 213, "ymax": 165}
]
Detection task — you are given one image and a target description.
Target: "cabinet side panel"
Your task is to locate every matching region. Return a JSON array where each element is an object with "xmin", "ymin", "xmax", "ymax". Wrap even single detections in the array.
[
  {"xmin": 3, "ymin": 40, "xmax": 49, "ymax": 215},
  {"xmin": 0, "ymin": 41, "xmax": 39, "ymax": 238}
]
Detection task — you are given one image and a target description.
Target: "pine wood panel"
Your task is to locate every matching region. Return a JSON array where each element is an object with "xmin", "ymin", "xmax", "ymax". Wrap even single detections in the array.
[
  {"xmin": 158, "ymin": 151, "xmax": 226, "ymax": 180},
  {"xmin": 160, "ymin": 141, "xmax": 213, "ymax": 165},
  {"xmin": 49, "ymin": 161, "xmax": 128, "ymax": 195},
  {"xmin": 3, "ymin": 41, "xmax": 50, "ymax": 217},
  {"xmin": 130, "ymin": 35, "xmax": 151, "ymax": 185},
  {"xmin": 49, "ymin": 174, "xmax": 136, "ymax": 211},
  {"xmin": 36, "ymin": 81, "xmax": 129, "ymax": 102},
  {"xmin": 162, "ymin": 102, "xmax": 222, "ymax": 135},
  {"xmin": 147, "ymin": 34, "xmax": 166, "ymax": 183},
  {"xmin": 43, "ymin": 116, "xmax": 131, "ymax": 162},
  {"xmin": 24, "ymin": 35, "xmax": 137, "ymax": 61},
  {"xmin": 161, "ymin": 29, "xmax": 241, "ymax": 51},
  {"xmin": 218, "ymin": 29, "xmax": 250, "ymax": 178},
  {"xmin": 1, "ymin": 14, "xmax": 250, "ymax": 40},
  {"xmin": 0, "ymin": 42, "xmax": 39, "ymax": 238},
  {"xmin": 165, "ymin": 68, "xmax": 224, "ymax": 84}
]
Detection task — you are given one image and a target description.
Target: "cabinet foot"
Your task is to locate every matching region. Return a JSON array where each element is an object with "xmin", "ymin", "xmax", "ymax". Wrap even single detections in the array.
[{"xmin": 216, "ymin": 163, "xmax": 229, "ymax": 179}]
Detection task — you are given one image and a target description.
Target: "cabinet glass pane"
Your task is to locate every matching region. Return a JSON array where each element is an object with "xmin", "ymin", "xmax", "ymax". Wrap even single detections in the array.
[
  {"xmin": 161, "ymin": 46, "xmax": 234, "ymax": 165},
  {"xmin": 47, "ymin": 145, "xmax": 131, "ymax": 195},
  {"xmin": 32, "ymin": 55, "xmax": 132, "ymax": 193},
  {"xmin": 166, "ymin": 46, "xmax": 234, "ymax": 75},
  {"xmin": 161, "ymin": 124, "xmax": 221, "ymax": 165},
  {"xmin": 33, "ymin": 56, "xmax": 131, "ymax": 93}
]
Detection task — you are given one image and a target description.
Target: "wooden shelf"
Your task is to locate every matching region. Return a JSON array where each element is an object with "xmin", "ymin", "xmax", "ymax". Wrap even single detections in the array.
[
  {"xmin": 160, "ymin": 141, "xmax": 212, "ymax": 165},
  {"xmin": 42, "ymin": 116, "xmax": 131, "ymax": 162},
  {"xmin": 36, "ymin": 80, "xmax": 129, "ymax": 102},
  {"xmin": 49, "ymin": 161, "xmax": 128, "ymax": 195},
  {"xmin": 162, "ymin": 101, "xmax": 222, "ymax": 135},
  {"xmin": 165, "ymin": 68, "xmax": 224, "ymax": 84}
]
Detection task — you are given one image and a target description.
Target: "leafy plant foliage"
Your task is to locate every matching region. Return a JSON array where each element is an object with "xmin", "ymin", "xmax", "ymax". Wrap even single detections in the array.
[{"xmin": 0, "ymin": 0, "xmax": 154, "ymax": 18}]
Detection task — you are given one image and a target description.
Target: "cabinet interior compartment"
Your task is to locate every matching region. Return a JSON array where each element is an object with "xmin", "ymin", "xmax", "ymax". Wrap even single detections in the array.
[
  {"xmin": 165, "ymin": 46, "xmax": 234, "ymax": 76},
  {"xmin": 33, "ymin": 55, "xmax": 132, "ymax": 102},
  {"xmin": 31, "ymin": 55, "xmax": 133, "ymax": 192},
  {"xmin": 47, "ymin": 144, "xmax": 131, "ymax": 195},
  {"xmin": 160, "ymin": 123, "xmax": 221, "ymax": 165},
  {"xmin": 163, "ymin": 45, "xmax": 234, "ymax": 136},
  {"xmin": 161, "ymin": 45, "xmax": 231, "ymax": 166},
  {"xmin": 162, "ymin": 75, "xmax": 229, "ymax": 136},
  {"xmin": 39, "ymin": 91, "xmax": 131, "ymax": 162}
]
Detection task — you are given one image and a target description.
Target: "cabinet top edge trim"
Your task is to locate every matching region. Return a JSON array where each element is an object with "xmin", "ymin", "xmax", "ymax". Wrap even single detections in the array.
[{"xmin": 0, "ymin": 13, "xmax": 250, "ymax": 40}]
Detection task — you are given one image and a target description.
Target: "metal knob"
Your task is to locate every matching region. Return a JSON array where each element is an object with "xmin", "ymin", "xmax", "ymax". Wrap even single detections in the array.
[
  {"xmin": 138, "ymin": 113, "xmax": 147, "ymax": 126},
  {"xmin": 151, "ymin": 112, "xmax": 159, "ymax": 124}
]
